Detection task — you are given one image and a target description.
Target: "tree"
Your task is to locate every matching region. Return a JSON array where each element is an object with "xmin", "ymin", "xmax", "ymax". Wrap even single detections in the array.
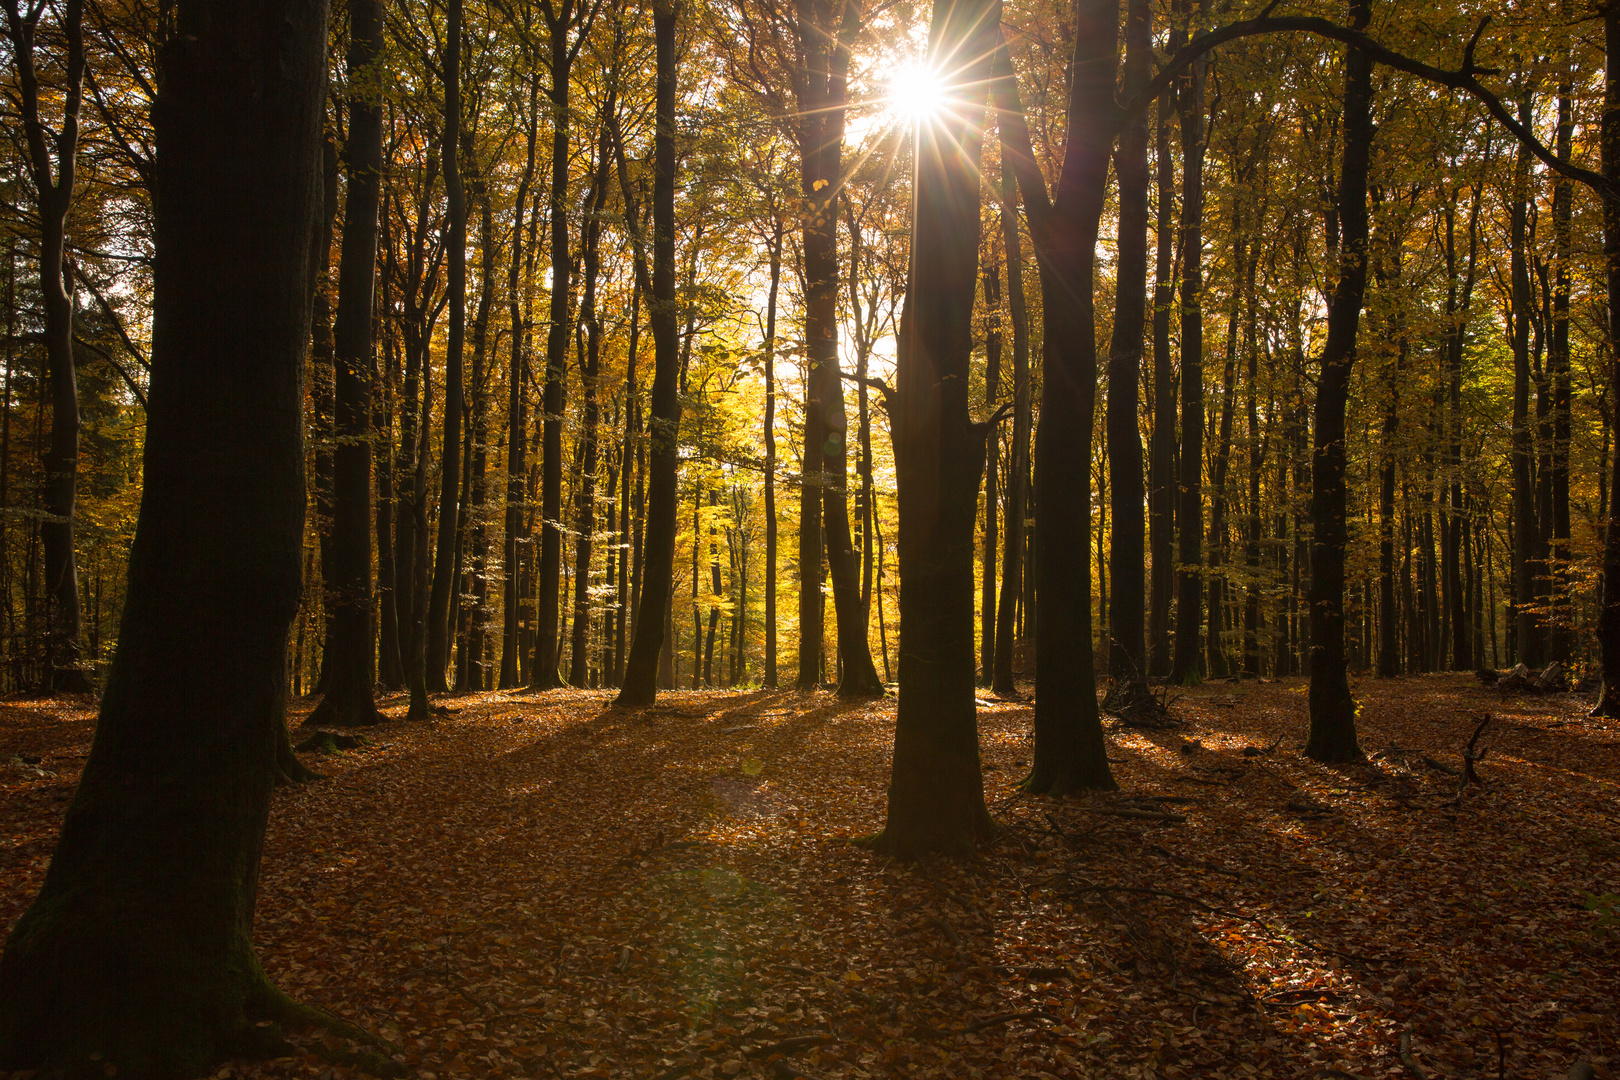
[
  {"xmin": 425, "ymin": 0, "xmax": 469, "ymax": 692},
  {"xmin": 1304, "ymin": 0, "xmax": 1373, "ymax": 763},
  {"xmin": 616, "ymin": 0, "xmax": 680, "ymax": 708},
  {"xmin": 867, "ymin": 0, "xmax": 1001, "ymax": 857},
  {"xmin": 4, "ymin": 0, "xmax": 92, "ymax": 693},
  {"xmin": 308, "ymin": 0, "xmax": 387, "ymax": 728},
  {"xmin": 997, "ymin": 0, "xmax": 1118, "ymax": 794},
  {"xmin": 0, "ymin": 1, "xmax": 373, "ymax": 1073}
]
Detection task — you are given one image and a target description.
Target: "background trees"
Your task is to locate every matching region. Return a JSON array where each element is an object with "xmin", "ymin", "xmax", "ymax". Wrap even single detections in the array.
[{"xmin": 0, "ymin": 0, "xmax": 1611, "ymax": 791}]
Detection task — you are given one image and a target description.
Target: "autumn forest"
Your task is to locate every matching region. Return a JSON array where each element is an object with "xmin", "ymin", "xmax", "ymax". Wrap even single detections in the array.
[{"xmin": 0, "ymin": 0, "xmax": 1618, "ymax": 1077}]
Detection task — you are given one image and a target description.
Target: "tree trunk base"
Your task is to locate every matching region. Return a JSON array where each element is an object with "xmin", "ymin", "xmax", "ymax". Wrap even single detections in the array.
[
  {"xmin": 1019, "ymin": 760, "xmax": 1118, "ymax": 797},
  {"xmin": 303, "ymin": 690, "xmax": 387, "ymax": 729},
  {"xmin": 0, "ymin": 904, "xmax": 400, "ymax": 1080},
  {"xmin": 858, "ymin": 807, "xmax": 998, "ymax": 860},
  {"xmin": 1306, "ymin": 678, "xmax": 1363, "ymax": 763},
  {"xmin": 48, "ymin": 667, "xmax": 93, "ymax": 695}
]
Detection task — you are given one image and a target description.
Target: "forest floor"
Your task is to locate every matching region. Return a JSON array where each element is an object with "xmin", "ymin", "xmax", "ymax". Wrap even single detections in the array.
[{"xmin": 2, "ymin": 675, "xmax": 1618, "ymax": 1080}]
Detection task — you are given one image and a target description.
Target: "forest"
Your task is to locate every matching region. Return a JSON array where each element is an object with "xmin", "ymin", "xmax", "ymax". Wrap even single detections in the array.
[{"xmin": 0, "ymin": 0, "xmax": 1618, "ymax": 1076}]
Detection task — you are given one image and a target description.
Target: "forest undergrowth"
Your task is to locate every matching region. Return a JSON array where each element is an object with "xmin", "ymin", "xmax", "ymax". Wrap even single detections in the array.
[{"xmin": 2, "ymin": 676, "xmax": 1616, "ymax": 1080}]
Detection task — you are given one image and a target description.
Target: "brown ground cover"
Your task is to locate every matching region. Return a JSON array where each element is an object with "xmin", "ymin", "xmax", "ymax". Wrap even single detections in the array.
[{"xmin": 2, "ymin": 675, "xmax": 1616, "ymax": 1079}]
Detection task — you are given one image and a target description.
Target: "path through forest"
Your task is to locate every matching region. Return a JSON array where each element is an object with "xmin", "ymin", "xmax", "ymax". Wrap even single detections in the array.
[{"xmin": 2, "ymin": 677, "xmax": 1616, "ymax": 1080}]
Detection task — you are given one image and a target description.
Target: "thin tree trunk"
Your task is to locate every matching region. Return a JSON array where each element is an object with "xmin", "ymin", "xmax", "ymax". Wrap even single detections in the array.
[
  {"xmin": 4, "ymin": 0, "xmax": 90, "ymax": 692},
  {"xmin": 763, "ymin": 215, "xmax": 782, "ymax": 688},
  {"xmin": 309, "ymin": 0, "xmax": 386, "ymax": 726},
  {"xmin": 616, "ymin": 0, "xmax": 680, "ymax": 707},
  {"xmin": 1105, "ymin": 0, "xmax": 1150, "ymax": 694},
  {"xmin": 1509, "ymin": 90, "xmax": 1539, "ymax": 669},
  {"xmin": 1306, "ymin": 0, "xmax": 1373, "ymax": 763},
  {"xmin": 1147, "ymin": 85, "xmax": 1177, "ymax": 678},
  {"xmin": 992, "ymin": 152, "xmax": 1029, "ymax": 697},
  {"xmin": 1170, "ymin": 25, "xmax": 1208, "ymax": 687}
]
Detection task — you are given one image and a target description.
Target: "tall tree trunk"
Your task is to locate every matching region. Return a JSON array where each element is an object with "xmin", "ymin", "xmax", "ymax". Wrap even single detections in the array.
[
  {"xmin": 426, "ymin": 0, "xmax": 466, "ymax": 691},
  {"xmin": 997, "ymin": 0, "xmax": 1119, "ymax": 793},
  {"xmin": 980, "ymin": 255, "xmax": 1001, "ymax": 685},
  {"xmin": 616, "ymin": 0, "xmax": 679, "ymax": 707},
  {"xmin": 4, "ymin": 0, "xmax": 90, "ymax": 692},
  {"xmin": 0, "ymin": 1, "xmax": 332, "ymax": 1070},
  {"xmin": 763, "ymin": 214, "xmax": 782, "ymax": 689},
  {"xmin": 1509, "ymin": 90, "xmax": 1539, "ymax": 669},
  {"xmin": 501, "ymin": 71, "xmax": 540, "ymax": 689},
  {"xmin": 568, "ymin": 131, "xmax": 613, "ymax": 687},
  {"xmin": 1170, "ymin": 28, "xmax": 1208, "ymax": 686},
  {"xmin": 1105, "ymin": 0, "xmax": 1150, "ymax": 695},
  {"xmin": 1306, "ymin": 0, "xmax": 1373, "ymax": 763},
  {"xmin": 1595, "ymin": 6, "xmax": 1620, "ymax": 716},
  {"xmin": 992, "ymin": 152, "xmax": 1029, "ymax": 698},
  {"xmin": 795, "ymin": 0, "xmax": 882, "ymax": 697},
  {"xmin": 1549, "ymin": 83, "xmax": 1573, "ymax": 662},
  {"xmin": 308, "ymin": 0, "xmax": 386, "ymax": 726},
  {"xmin": 1147, "ymin": 88, "xmax": 1177, "ymax": 678},
  {"xmin": 869, "ymin": 0, "xmax": 1001, "ymax": 857},
  {"xmin": 535, "ymin": 1, "xmax": 591, "ymax": 688}
]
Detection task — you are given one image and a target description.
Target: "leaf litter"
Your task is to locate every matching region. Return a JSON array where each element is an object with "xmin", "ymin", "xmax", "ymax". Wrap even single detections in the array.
[{"xmin": 0, "ymin": 675, "xmax": 1616, "ymax": 1079}]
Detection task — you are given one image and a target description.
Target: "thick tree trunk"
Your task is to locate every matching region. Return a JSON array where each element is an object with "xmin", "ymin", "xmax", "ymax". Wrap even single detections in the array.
[
  {"xmin": 868, "ymin": 0, "xmax": 1001, "ymax": 857},
  {"xmin": 0, "ymin": 2, "xmax": 337, "ymax": 1072},
  {"xmin": 997, "ymin": 0, "xmax": 1118, "ymax": 794},
  {"xmin": 1306, "ymin": 0, "xmax": 1373, "ymax": 763},
  {"xmin": 309, "ymin": 0, "xmax": 385, "ymax": 727},
  {"xmin": 1105, "ymin": 0, "xmax": 1150, "ymax": 695},
  {"xmin": 616, "ymin": 0, "xmax": 679, "ymax": 708}
]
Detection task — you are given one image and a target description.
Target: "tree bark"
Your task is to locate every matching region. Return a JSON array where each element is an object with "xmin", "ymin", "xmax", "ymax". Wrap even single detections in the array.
[
  {"xmin": 1595, "ymin": 6, "xmax": 1620, "ymax": 717},
  {"xmin": 501, "ymin": 71, "xmax": 540, "ymax": 689},
  {"xmin": 763, "ymin": 213, "xmax": 783, "ymax": 689},
  {"xmin": 0, "ymin": 2, "xmax": 337, "ymax": 1071},
  {"xmin": 309, "ymin": 0, "xmax": 386, "ymax": 727},
  {"xmin": 426, "ymin": 0, "xmax": 467, "ymax": 691},
  {"xmin": 616, "ymin": 0, "xmax": 680, "ymax": 708},
  {"xmin": 991, "ymin": 151, "xmax": 1029, "ymax": 698},
  {"xmin": 1306, "ymin": 0, "xmax": 1373, "ymax": 763},
  {"xmin": 4, "ymin": 0, "xmax": 90, "ymax": 693},
  {"xmin": 1508, "ymin": 90, "xmax": 1539, "ymax": 669},
  {"xmin": 1105, "ymin": 0, "xmax": 1150, "ymax": 695},
  {"xmin": 867, "ymin": 0, "xmax": 1001, "ymax": 857},
  {"xmin": 1147, "ymin": 83, "xmax": 1177, "ymax": 679},
  {"xmin": 1170, "ymin": 25, "xmax": 1208, "ymax": 687}
]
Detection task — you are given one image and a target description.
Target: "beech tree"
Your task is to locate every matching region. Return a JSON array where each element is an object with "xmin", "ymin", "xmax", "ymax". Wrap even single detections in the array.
[{"xmin": 0, "ymin": 0, "xmax": 353, "ymax": 1072}]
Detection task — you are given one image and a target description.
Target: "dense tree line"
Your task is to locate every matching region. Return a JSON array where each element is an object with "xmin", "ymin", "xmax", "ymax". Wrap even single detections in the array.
[{"xmin": 4, "ymin": 0, "xmax": 1620, "ymax": 1066}]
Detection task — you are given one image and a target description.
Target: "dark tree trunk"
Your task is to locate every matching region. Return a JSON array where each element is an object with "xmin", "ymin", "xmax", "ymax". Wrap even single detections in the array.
[
  {"xmin": 310, "ymin": 144, "xmax": 338, "ymax": 695},
  {"xmin": 1306, "ymin": 0, "xmax": 1373, "ymax": 763},
  {"xmin": 1170, "ymin": 37, "xmax": 1208, "ymax": 687},
  {"xmin": 616, "ymin": 0, "xmax": 679, "ymax": 707},
  {"xmin": 1549, "ymin": 84, "xmax": 1573, "ymax": 662},
  {"xmin": 309, "ymin": 0, "xmax": 386, "ymax": 727},
  {"xmin": 1105, "ymin": 0, "xmax": 1150, "ymax": 695},
  {"xmin": 868, "ymin": 0, "xmax": 1001, "ymax": 857},
  {"xmin": 1207, "ymin": 301, "xmax": 1239, "ymax": 680},
  {"xmin": 1596, "ymin": 7, "xmax": 1620, "ymax": 716},
  {"xmin": 426, "ymin": 0, "xmax": 466, "ymax": 691},
  {"xmin": 1509, "ymin": 91, "xmax": 1539, "ymax": 669},
  {"xmin": 1147, "ymin": 89, "xmax": 1177, "ymax": 678},
  {"xmin": 535, "ymin": 1, "xmax": 593, "ymax": 688},
  {"xmin": 991, "ymin": 151, "xmax": 1029, "ymax": 698},
  {"xmin": 4, "ymin": 0, "xmax": 90, "ymax": 692},
  {"xmin": 0, "ymin": 2, "xmax": 334, "ymax": 1072},
  {"xmin": 501, "ymin": 71, "xmax": 540, "ymax": 689},
  {"xmin": 997, "ymin": 0, "xmax": 1118, "ymax": 794}
]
